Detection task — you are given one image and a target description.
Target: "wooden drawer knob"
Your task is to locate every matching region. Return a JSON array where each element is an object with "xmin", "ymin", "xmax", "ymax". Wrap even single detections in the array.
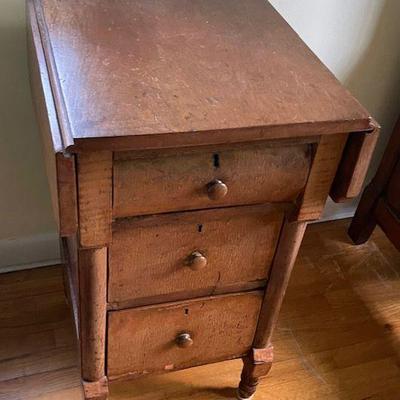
[
  {"xmin": 207, "ymin": 179, "xmax": 228, "ymax": 200},
  {"xmin": 176, "ymin": 332, "xmax": 193, "ymax": 348},
  {"xmin": 186, "ymin": 251, "xmax": 207, "ymax": 270}
]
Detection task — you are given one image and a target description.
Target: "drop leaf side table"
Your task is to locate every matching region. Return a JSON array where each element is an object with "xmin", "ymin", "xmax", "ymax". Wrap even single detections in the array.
[{"xmin": 27, "ymin": 0, "xmax": 378, "ymax": 399}]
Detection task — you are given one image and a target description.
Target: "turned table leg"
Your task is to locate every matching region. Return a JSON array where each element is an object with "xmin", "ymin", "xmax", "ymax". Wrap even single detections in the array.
[
  {"xmin": 238, "ymin": 346, "xmax": 273, "ymax": 399},
  {"xmin": 79, "ymin": 248, "xmax": 109, "ymax": 400},
  {"xmin": 82, "ymin": 377, "xmax": 109, "ymax": 400},
  {"xmin": 238, "ymin": 220, "xmax": 307, "ymax": 399}
]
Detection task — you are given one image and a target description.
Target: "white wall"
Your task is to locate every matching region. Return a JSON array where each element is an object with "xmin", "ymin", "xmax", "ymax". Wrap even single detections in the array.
[
  {"xmin": 0, "ymin": 0, "xmax": 59, "ymax": 271},
  {"xmin": 0, "ymin": 0, "xmax": 400, "ymax": 270},
  {"xmin": 270, "ymin": 0, "xmax": 400, "ymax": 219}
]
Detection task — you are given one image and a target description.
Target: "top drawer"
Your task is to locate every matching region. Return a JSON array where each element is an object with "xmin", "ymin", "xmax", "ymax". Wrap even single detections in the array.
[{"xmin": 113, "ymin": 141, "xmax": 312, "ymax": 218}]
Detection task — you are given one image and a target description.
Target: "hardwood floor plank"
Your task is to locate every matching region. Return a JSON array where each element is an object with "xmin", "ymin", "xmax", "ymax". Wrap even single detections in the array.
[
  {"xmin": 0, "ymin": 220, "xmax": 399, "ymax": 399},
  {"xmin": 0, "ymin": 367, "xmax": 82, "ymax": 400},
  {"xmin": 0, "ymin": 347, "xmax": 77, "ymax": 382}
]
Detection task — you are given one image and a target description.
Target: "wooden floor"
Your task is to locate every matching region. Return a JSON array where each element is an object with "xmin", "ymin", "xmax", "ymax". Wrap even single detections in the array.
[{"xmin": 1, "ymin": 219, "xmax": 400, "ymax": 400}]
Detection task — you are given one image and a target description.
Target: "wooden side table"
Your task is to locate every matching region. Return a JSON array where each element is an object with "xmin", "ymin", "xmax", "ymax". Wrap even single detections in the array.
[
  {"xmin": 27, "ymin": 0, "xmax": 378, "ymax": 398},
  {"xmin": 349, "ymin": 117, "xmax": 400, "ymax": 250}
]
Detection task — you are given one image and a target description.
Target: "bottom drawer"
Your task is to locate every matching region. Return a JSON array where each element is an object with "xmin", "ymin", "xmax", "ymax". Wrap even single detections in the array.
[{"xmin": 107, "ymin": 291, "xmax": 263, "ymax": 380}]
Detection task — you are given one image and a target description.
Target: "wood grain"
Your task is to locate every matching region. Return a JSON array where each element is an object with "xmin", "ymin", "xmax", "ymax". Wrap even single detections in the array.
[
  {"xmin": 27, "ymin": 2, "xmax": 378, "ymax": 399},
  {"xmin": 107, "ymin": 292, "xmax": 263, "ymax": 380},
  {"xmin": 77, "ymin": 152, "xmax": 112, "ymax": 247},
  {"xmin": 373, "ymin": 198, "xmax": 400, "ymax": 251},
  {"xmin": 27, "ymin": 0, "xmax": 63, "ymax": 153},
  {"xmin": 238, "ymin": 347, "xmax": 273, "ymax": 399},
  {"xmin": 349, "ymin": 116, "xmax": 400, "ymax": 244},
  {"xmin": 109, "ymin": 205, "xmax": 284, "ymax": 306},
  {"xmin": 78, "ymin": 248, "xmax": 107, "ymax": 383},
  {"xmin": 330, "ymin": 125, "xmax": 380, "ymax": 202},
  {"xmin": 56, "ymin": 154, "xmax": 78, "ymax": 236},
  {"xmin": 34, "ymin": 0, "xmax": 372, "ymax": 152},
  {"xmin": 253, "ymin": 220, "xmax": 307, "ymax": 348},
  {"xmin": 295, "ymin": 133, "xmax": 348, "ymax": 221},
  {"xmin": 114, "ymin": 142, "xmax": 311, "ymax": 217},
  {"xmin": 71, "ymin": 125, "xmax": 365, "ymax": 153},
  {"xmin": 82, "ymin": 377, "xmax": 108, "ymax": 400},
  {"xmin": 1, "ymin": 221, "xmax": 400, "ymax": 399},
  {"xmin": 62, "ymin": 237, "xmax": 79, "ymax": 337},
  {"xmin": 27, "ymin": 0, "xmax": 64, "ymax": 233},
  {"xmin": 385, "ymin": 160, "xmax": 400, "ymax": 217},
  {"xmin": 28, "ymin": 1, "xmax": 78, "ymax": 235},
  {"xmin": 33, "ymin": 0, "xmax": 75, "ymax": 149}
]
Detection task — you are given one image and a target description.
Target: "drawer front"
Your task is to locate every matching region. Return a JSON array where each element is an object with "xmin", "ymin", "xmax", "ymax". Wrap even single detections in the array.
[
  {"xmin": 109, "ymin": 205, "xmax": 283, "ymax": 306},
  {"xmin": 107, "ymin": 291, "xmax": 263, "ymax": 380},
  {"xmin": 113, "ymin": 142, "xmax": 311, "ymax": 217}
]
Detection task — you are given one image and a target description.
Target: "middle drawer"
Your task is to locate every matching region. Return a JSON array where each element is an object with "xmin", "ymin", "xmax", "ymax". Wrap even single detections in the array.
[{"xmin": 109, "ymin": 204, "xmax": 284, "ymax": 307}]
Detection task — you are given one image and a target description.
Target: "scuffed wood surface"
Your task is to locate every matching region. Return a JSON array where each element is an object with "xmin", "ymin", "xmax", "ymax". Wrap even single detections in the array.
[
  {"xmin": 348, "ymin": 117, "xmax": 400, "ymax": 245},
  {"xmin": 78, "ymin": 248, "xmax": 107, "ymax": 382},
  {"xmin": 295, "ymin": 133, "xmax": 348, "ymax": 221},
  {"xmin": 27, "ymin": 0, "xmax": 61, "ymax": 229},
  {"xmin": 62, "ymin": 237, "xmax": 79, "ymax": 337},
  {"xmin": 27, "ymin": 0, "xmax": 63, "ymax": 152},
  {"xmin": 331, "ymin": 126, "xmax": 380, "ymax": 202},
  {"xmin": 253, "ymin": 220, "xmax": 307, "ymax": 348},
  {"xmin": 82, "ymin": 377, "xmax": 108, "ymax": 400},
  {"xmin": 114, "ymin": 142, "xmax": 311, "ymax": 217},
  {"xmin": 77, "ymin": 152, "xmax": 112, "ymax": 247},
  {"xmin": 34, "ymin": 0, "xmax": 371, "ymax": 151},
  {"xmin": 56, "ymin": 154, "xmax": 78, "ymax": 236},
  {"xmin": 107, "ymin": 292, "xmax": 263, "ymax": 380},
  {"xmin": 1, "ymin": 221, "xmax": 400, "ymax": 399},
  {"xmin": 109, "ymin": 205, "xmax": 284, "ymax": 306},
  {"xmin": 32, "ymin": 0, "xmax": 75, "ymax": 149}
]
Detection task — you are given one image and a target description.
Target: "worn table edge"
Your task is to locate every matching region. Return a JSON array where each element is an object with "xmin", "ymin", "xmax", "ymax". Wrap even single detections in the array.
[{"xmin": 29, "ymin": 0, "xmax": 376, "ymax": 154}]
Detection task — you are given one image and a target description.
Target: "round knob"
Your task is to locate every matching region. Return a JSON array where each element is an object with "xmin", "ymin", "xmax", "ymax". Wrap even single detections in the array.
[
  {"xmin": 186, "ymin": 251, "xmax": 207, "ymax": 270},
  {"xmin": 207, "ymin": 179, "xmax": 228, "ymax": 200},
  {"xmin": 176, "ymin": 333, "xmax": 193, "ymax": 348}
]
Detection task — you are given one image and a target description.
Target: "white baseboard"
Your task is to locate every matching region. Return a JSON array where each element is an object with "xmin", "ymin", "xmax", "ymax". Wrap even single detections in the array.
[
  {"xmin": 318, "ymin": 198, "xmax": 358, "ymax": 223},
  {"xmin": 0, "ymin": 232, "xmax": 61, "ymax": 273}
]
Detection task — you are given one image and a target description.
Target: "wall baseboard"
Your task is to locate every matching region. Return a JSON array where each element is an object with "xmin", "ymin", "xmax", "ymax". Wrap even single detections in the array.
[
  {"xmin": 319, "ymin": 198, "xmax": 357, "ymax": 223},
  {"xmin": 0, "ymin": 232, "xmax": 61, "ymax": 273}
]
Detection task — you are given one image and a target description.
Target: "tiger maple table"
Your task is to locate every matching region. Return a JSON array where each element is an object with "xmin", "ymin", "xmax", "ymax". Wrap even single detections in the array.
[{"xmin": 27, "ymin": 1, "xmax": 378, "ymax": 399}]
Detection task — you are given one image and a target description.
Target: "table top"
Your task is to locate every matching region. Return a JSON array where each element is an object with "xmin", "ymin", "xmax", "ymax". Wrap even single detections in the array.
[{"xmin": 32, "ymin": 0, "xmax": 373, "ymax": 151}]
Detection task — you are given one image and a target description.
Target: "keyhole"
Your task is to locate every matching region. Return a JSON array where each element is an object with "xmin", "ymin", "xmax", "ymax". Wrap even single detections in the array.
[{"xmin": 213, "ymin": 153, "xmax": 220, "ymax": 168}]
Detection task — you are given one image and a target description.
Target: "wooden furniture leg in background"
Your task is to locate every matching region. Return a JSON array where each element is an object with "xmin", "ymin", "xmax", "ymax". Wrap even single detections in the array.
[
  {"xmin": 79, "ymin": 248, "xmax": 109, "ymax": 400},
  {"xmin": 347, "ymin": 183, "xmax": 380, "ymax": 244},
  {"xmin": 237, "ymin": 220, "xmax": 307, "ymax": 399}
]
